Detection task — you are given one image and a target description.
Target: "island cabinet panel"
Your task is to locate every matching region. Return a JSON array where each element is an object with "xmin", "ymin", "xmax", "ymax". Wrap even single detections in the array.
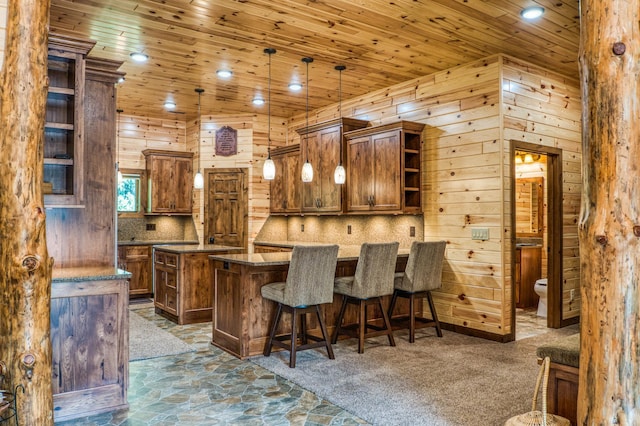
[
  {"xmin": 269, "ymin": 145, "xmax": 301, "ymax": 214},
  {"xmin": 344, "ymin": 121, "xmax": 425, "ymax": 214},
  {"xmin": 154, "ymin": 246, "xmax": 243, "ymax": 324},
  {"xmin": 51, "ymin": 276, "xmax": 129, "ymax": 422},
  {"xmin": 210, "ymin": 254, "xmax": 410, "ymax": 359}
]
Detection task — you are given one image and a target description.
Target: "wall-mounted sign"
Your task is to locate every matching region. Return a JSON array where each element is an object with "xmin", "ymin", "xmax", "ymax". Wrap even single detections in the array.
[{"xmin": 215, "ymin": 126, "xmax": 237, "ymax": 156}]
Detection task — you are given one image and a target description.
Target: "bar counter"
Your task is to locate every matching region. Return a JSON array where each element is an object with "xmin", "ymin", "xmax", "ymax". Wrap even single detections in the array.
[{"xmin": 209, "ymin": 245, "xmax": 410, "ymax": 358}]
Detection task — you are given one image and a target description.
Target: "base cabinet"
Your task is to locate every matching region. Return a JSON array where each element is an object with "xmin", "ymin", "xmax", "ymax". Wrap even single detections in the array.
[
  {"xmin": 118, "ymin": 245, "xmax": 152, "ymax": 298},
  {"xmin": 51, "ymin": 271, "xmax": 129, "ymax": 422}
]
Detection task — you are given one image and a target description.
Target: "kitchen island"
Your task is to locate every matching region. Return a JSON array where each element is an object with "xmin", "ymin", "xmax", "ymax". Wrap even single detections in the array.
[
  {"xmin": 209, "ymin": 246, "xmax": 411, "ymax": 358},
  {"xmin": 153, "ymin": 244, "xmax": 244, "ymax": 324},
  {"xmin": 51, "ymin": 267, "xmax": 131, "ymax": 422}
]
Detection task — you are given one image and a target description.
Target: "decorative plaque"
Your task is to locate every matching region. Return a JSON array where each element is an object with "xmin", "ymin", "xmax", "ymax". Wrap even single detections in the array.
[{"xmin": 215, "ymin": 126, "xmax": 237, "ymax": 156}]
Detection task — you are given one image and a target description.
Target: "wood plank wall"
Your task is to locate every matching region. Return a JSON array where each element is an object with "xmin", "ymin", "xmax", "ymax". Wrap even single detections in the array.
[
  {"xmin": 285, "ymin": 54, "xmax": 581, "ymax": 337},
  {"xmin": 502, "ymin": 56, "xmax": 582, "ymax": 322},
  {"xmin": 0, "ymin": 0, "xmax": 6, "ymax": 70}
]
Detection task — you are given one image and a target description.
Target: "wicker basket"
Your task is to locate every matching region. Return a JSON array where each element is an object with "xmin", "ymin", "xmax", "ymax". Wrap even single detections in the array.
[{"xmin": 504, "ymin": 357, "xmax": 571, "ymax": 426}]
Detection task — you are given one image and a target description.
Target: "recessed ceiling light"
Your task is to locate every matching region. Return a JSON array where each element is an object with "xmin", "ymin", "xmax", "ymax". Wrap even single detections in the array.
[
  {"xmin": 130, "ymin": 52, "xmax": 149, "ymax": 62},
  {"xmin": 520, "ymin": 6, "xmax": 544, "ymax": 20},
  {"xmin": 288, "ymin": 82, "xmax": 302, "ymax": 92},
  {"xmin": 252, "ymin": 97, "xmax": 265, "ymax": 106},
  {"xmin": 216, "ymin": 69, "xmax": 233, "ymax": 78},
  {"xmin": 164, "ymin": 101, "xmax": 176, "ymax": 109}
]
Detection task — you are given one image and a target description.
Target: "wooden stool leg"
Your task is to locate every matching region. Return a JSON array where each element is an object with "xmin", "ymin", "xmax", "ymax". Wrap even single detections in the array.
[
  {"xmin": 289, "ymin": 307, "xmax": 298, "ymax": 368},
  {"xmin": 426, "ymin": 291, "xmax": 442, "ymax": 337},
  {"xmin": 378, "ymin": 296, "xmax": 395, "ymax": 347},
  {"xmin": 388, "ymin": 290, "xmax": 398, "ymax": 320},
  {"xmin": 358, "ymin": 299, "xmax": 366, "ymax": 354},
  {"xmin": 264, "ymin": 303, "xmax": 282, "ymax": 357},
  {"xmin": 315, "ymin": 305, "xmax": 334, "ymax": 360},
  {"xmin": 409, "ymin": 293, "xmax": 416, "ymax": 343},
  {"xmin": 299, "ymin": 311, "xmax": 308, "ymax": 345},
  {"xmin": 332, "ymin": 296, "xmax": 348, "ymax": 344}
]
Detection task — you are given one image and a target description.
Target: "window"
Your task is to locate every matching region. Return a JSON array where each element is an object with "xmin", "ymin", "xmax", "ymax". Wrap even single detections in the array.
[{"xmin": 117, "ymin": 169, "xmax": 146, "ymax": 216}]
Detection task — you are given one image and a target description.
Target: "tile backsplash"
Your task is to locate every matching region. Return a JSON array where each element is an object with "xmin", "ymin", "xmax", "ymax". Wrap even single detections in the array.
[
  {"xmin": 256, "ymin": 215, "xmax": 424, "ymax": 248},
  {"xmin": 118, "ymin": 216, "xmax": 198, "ymax": 242}
]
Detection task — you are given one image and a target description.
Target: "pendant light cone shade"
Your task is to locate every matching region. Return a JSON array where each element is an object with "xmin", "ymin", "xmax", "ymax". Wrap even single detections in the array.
[
  {"xmin": 263, "ymin": 48, "xmax": 276, "ymax": 181},
  {"xmin": 116, "ymin": 108, "xmax": 123, "ymax": 184},
  {"xmin": 301, "ymin": 57, "xmax": 314, "ymax": 183},
  {"xmin": 334, "ymin": 65, "xmax": 346, "ymax": 184},
  {"xmin": 194, "ymin": 88, "xmax": 205, "ymax": 189}
]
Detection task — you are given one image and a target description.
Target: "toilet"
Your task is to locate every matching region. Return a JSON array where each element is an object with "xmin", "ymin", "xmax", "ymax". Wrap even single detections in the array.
[{"xmin": 534, "ymin": 278, "xmax": 548, "ymax": 317}]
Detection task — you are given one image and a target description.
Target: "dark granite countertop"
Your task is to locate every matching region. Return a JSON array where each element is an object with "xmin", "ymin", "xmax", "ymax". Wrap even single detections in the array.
[
  {"xmin": 153, "ymin": 244, "xmax": 244, "ymax": 254},
  {"xmin": 211, "ymin": 246, "xmax": 409, "ymax": 267},
  {"xmin": 52, "ymin": 266, "xmax": 131, "ymax": 283},
  {"xmin": 118, "ymin": 240, "xmax": 199, "ymax": 246}
]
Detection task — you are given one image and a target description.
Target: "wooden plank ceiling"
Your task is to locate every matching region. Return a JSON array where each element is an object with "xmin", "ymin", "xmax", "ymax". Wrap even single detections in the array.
[{"xmin": 48, "ymin": 0, "xmax": 580, "ymax": 121}]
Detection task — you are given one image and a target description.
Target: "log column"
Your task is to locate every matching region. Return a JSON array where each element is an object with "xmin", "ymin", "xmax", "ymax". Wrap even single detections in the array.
[
  {"xmin": 578, "ymin": 0, "xmax": 640, "ymax": 423},
  {"xmin": 0, "ymin": 0, "xmax": 54, "ymax": 425}
]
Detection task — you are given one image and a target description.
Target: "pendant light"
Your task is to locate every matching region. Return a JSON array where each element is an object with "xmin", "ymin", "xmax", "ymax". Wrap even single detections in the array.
[
  {"xmin": 263, "ymin": 48, "xmax": 276, "ymax": 180},
  {"xmin": 193, "ymin": 88, "xmax": 205, "ymax": 189},
  {"xmin": 116, "ymin": 108, "xmax": 123, "ymax": 184},
  {"xmin": 333, "ymin": 65, "xmax": 346, "ymax": 184},
  {"xmin": 301, "ymin": 57, "xmax": 314, "ymax": 183}
]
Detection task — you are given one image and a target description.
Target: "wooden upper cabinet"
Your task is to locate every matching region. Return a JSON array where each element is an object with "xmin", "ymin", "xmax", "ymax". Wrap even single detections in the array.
[
  {"xmin": 344, "ymin": 121, "xmax": 425, "ymax": 214},
  {"xmin": 143, "ymin": 149, "xmax": 194, "ymax": 214},
  {"xmin": 297, "ymin": 118, "xmax": 369, "ymax": 214},
  {"xmin": 270, "ymin": 145, "xmax": 301, "ymax": 214},
  {"xmin": 44, "ymin": 34, "xmax": 95, "ymax": 207}
]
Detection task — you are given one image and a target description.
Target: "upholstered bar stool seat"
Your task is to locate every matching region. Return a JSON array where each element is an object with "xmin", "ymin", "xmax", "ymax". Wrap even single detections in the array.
[
  {"xmin": 388, "ymin": 240, "xmax": 446, "ymax": 343},
  {"xmin": 261, "ymin": 244, "xmax": 339, "ymax": 368},
  {"xmin": 332, "ymin": 242, "xmax": 399, "ymax": 354}
]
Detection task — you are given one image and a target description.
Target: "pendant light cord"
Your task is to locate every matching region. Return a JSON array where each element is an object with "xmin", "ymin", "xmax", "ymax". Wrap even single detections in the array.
[
  {"xmin": 195, "ymin": 88, "xmax": 204, "ymax": 172},
  {"xmin": 265, "ymin": 48, "xmax": 276, "ymax": 158},
  {"xmin": 302, "ymin": 57, "xmax": 313, "ymax": 162},
  {"xmin": 335, "ymin": 65, "xmax": 345, "ymax": 166}
]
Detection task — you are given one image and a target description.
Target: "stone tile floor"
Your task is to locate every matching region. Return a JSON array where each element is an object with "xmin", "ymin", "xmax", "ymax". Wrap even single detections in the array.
[
  {"xmin": 515, "ymin": 307, "xmax": 550, "ymax": 340},
  {"xmin": 56, "ymin": 305, "xmax": 367, "ymax": 426}
]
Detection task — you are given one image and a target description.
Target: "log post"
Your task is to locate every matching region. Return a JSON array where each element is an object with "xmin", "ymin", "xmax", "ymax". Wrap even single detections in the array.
[
  {"xmin": 0, "ymin": 0, "xmax": 54, "ymax": 425},
  {"xmin": 578, "ymin": 0, "xmax": 640, "ymax": 424}
]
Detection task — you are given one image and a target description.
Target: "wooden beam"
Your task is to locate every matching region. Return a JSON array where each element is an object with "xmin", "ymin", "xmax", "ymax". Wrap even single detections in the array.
[
  {"xmin": 0, "ymin": 0, "xmax": 54, "ymax": 425},
  {"xmin": 578, "ymin": 0, "xmax": 640, "ymax": 422}
]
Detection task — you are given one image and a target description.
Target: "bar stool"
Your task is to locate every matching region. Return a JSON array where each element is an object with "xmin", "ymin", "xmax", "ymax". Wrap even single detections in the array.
[
  {"xmin": 261, "ymin": 244, "xmax": 339, "ymax": 368},
  {"xmin": 388, "ymin": 240, "xmax": 446, "ymax": 343},
  {"xmin": 332, "ymin": 242, "xmax": 399, "ymax": 353}
]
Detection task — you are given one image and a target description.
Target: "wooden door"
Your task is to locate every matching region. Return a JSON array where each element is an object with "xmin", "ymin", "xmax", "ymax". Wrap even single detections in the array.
[
  {"xmin": 371, "ymin": 130, "xmax": 401, "ymax": 211},
  {"xmin": 205, "ymin": 169, "xmax": 248, "ymax": 248}
]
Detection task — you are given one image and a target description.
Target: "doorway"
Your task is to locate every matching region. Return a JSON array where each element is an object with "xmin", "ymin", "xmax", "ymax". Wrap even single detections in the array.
[
  {"xmin": 204, "ymin": 168, "xmax": 248, "ymax": 249},
  {"xmin": 511, "ymin": 142, "xmax": 564, "ymax": 339}
]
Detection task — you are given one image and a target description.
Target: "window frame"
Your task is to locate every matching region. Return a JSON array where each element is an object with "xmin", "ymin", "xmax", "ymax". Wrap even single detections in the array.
[{"xmin": 117, "ymin": 168, "xmax": 147, "ymax": 218}]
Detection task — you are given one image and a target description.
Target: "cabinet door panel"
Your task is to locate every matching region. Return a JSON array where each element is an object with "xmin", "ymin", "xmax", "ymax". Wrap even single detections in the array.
[
  {"xmin": 372, "ymin": 130, "xmax": 401, "ymax": 210},
  {"xmin": 346, "ymin": 136, "xmax": 374, "ymax": 211},
  {"xmin": 149, "ymin": 156, "xmax": 174, "ymax": 212},
  {"xmin": 301, "ymin": 132, "xmax": 321, "ymax": 210},
  {"xmin": 173, "ymin": 157, "xmax": 193, "ymax": 212},
  {"xmin": 317, "ymin": 127, "xmax": 341, "ymax": 211}
]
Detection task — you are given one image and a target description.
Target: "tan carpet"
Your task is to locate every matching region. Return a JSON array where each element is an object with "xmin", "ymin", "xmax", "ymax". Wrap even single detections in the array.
[
  {"xmin": 251, "ymin": 326, "xmax": 579, "ymax": 426},
  {"xmin": 129, "ymin": 310, "xmax": 196, "ymax": 361}
]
